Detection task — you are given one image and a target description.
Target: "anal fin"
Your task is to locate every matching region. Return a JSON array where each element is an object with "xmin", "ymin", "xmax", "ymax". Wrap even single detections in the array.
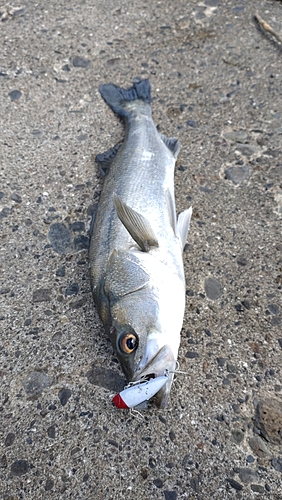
[
  {"xmin": 96, "ymin": 143, "xmax": 121, "ymax": 176},
  {"xmin": 114, "ymin": 193, "xmax": 159, "ymax": 252}
]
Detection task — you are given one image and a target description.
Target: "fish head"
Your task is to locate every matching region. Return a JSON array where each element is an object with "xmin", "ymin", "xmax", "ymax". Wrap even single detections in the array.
[
  {"xmin": 110, "ymin": 318, "xmax": 179, "ymax": 408},
  {"xmin": 106, "ymin": 249, "xmax": 184, "ymax": 407}
]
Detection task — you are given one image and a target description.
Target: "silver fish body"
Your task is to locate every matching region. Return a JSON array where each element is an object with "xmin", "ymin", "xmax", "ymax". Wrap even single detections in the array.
[{"xmin": 89, "ymin": 79, "xmax": 192, "ymax": 407}]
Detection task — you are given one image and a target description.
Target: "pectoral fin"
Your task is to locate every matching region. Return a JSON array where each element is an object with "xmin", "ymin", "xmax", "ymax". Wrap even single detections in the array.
[
  {"xmin": 113, "ymin": 193, "xmax": 159, "ymax": 252},
  {"xmin": 177, "ymin": 207, "xmax": 192, "ymax": 250}
]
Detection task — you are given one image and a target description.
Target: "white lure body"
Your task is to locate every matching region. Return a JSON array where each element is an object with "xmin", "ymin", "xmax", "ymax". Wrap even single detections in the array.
[{"xmin": 112, "ymin": 376, "xmax": 168, "ymax": 409}]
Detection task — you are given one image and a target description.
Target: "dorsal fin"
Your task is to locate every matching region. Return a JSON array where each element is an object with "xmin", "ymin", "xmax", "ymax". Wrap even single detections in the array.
[
  {"xmin": 159, "ymin": 134, "xmax": 181, "ymax": 159},
  {"xmin": 177, "ymin": 207, "xmax": 192, "ymax": 250},
  {"xmin": 165, "ymin": 189, "xmax": 177, "ymax": 235},
  {"xmin": 113, "ymin": 193, "xmax": 159, "ymax": 252}
]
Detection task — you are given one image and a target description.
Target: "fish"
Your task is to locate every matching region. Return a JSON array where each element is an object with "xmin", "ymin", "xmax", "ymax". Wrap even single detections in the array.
[{"xmin": 89, "ymin": 78, "xmax": 192, "ymax": 408}]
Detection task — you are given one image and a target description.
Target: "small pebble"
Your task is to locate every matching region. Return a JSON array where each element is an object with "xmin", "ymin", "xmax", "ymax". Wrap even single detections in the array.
[
  {"xmin": 65, "ymin": 283, "xmax": 79, "ymax": 296},
  {"xmin": 186, "ymin": 119, "xmax": 197, "ymax": 128},
  {"xmin": 199, "ymin": 186, "xmax": 212, "ymax": 193},
  {"xmin": 56, "ymin": 266, "xmax": 65, "ymax": 277},
  {"xmin": 74, "ymin": 234, "xmax": 89, "ymax": 250},
  {"xmin": 166, "ymin": 462, "xmax": 174, "ymax": 469},
  {"xmin": 232, "ymin": 404, "xmax": 240, "ymax": 414},
  {"xmin": 268, "ymin": 303, "xmax": 280, "ymax": 315},
  {"xmin": 250, "ymin": 484, "xmax": 264, "ymax": 493},
  {"xmin": 185, "ymin": 351, "xmax": 199, "ymax": 359},
  {"xmin": 235, "ymin": 144, "xmax": 258, "ymax": 156},
  {"xmin": 0, "ymin": 207, "xmax": 11, "ymax": 218},
  {"xmin": 149, "ymin": 457, "xmax": 156, "ymax": 468},
  {"xmin": 227, "ymin": 478, "xmax": 243, "ymax": 491},
  {"xmin": 233, "ymin": 5, "xmax": 244, "ymax": 13},
  {"xmin": 31, "ymin": 129, "xmax": 42, "ymax": 137},
  {"xmin": 153, "ymin": 478, "xmax": 163, "ymax": 488},
  {"xmin": 47, "ymin": 426, "xmax": 56, "ymax": 439},
  {"xmin": 216, "ymin": 357, "xmax": 226, "ymax": 367},
  {"xmin": 58, "ymin": 388, "xmax": 72, "ymax": 406},
  {"xmin": 104, "ymin": 58, "xmax": 121, "ymax": 68},
  {"xmin": 231, "ymin": 429, "xmax": 244, "ymax": 444},
  {"xmin": 33, "ymin": 288, "xmax": 52, "ymax": 302},
  {"xmin": 238, "ymin": 467, "xmax": 255, "ymax": 483},
  {"xmin": 223, "ymin": 130, "xmax": 248, "ymax": 143},
  {"xmin": 263, "ymin": 149, "xmax": 281, "ymax": 158},
  {"xmin": 204, "ymin": 277, "xmax": 222, "ymax": 300},
  {"xmin": 169, "ymin": 430, "xmax": 176, "ymax": 442},
  {"xmin": 11, "ymin": 193, "xmax": 22, "ymax": 203},
  {"xmin": 164, "ymin": 491, "xmax": 177, "ymax": 500},
  {"xmin": 5, "ymin": 433, "xmax": 15, "ymax": 447},
  {"xmin": 271, "ymin": 458, "xmax": 282, "ymax": 472},
  {"xmin": 248, "ymin": 436, "xmax": 271, "ymax": 458},
  {"xmin": 72, "ymin": 56, "xmax": 90, "ymax": 68},
  {"xmin": 205, "ymin": 0, "xmax": 220, "ymax": 6},
  {"xmin": 48, "ymin": 223, "xmax": 73, "ymax": 253},
  {"xmin": 225, "ymin": 165, "xmax": 250, "ymax": 185},
  {"xmin": 45, "ymin": 478, "xmax": 54, "ymax": 491},
  {"xmin": 237, "ymin": 255, "xmax": 247, "ymax": 266},
  {"xmin": 241, "ymin": 299, "xmax": 251, "ymax": 310},
  {"xmin": 77, "ymin": 134, "xmax": 88, "ymax": 142},
  {"xmin": 71, "ymin": 221, "xmax": 85, "ymax": 233},
  {"xmin": 9, "ymin": 90, "xmax": 22, "ymax": 101},
  {"xmin": 10, "ymin": 459, "xmax": 29, "ymax": 476},
  {"xmin": 69, "ymin": 297, "xmax": 87, "ymax": 309}
]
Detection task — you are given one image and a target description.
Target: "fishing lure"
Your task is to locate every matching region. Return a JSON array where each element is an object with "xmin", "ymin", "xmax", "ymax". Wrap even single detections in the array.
[{"xmin": 112, "ymin": 375, "xmax": 168, "ymax": 409}]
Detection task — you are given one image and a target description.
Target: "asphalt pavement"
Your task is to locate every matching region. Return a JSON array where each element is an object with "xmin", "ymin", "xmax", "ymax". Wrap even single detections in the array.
[{"xmin": 1, "ymin": 0, "xmax": 282, "ymax": 498}]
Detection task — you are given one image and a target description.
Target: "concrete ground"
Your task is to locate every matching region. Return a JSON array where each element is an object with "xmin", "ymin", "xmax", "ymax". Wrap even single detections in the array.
[{"xmin": 1, "ymin": 0, "xmax": 282, "ymax": 498}]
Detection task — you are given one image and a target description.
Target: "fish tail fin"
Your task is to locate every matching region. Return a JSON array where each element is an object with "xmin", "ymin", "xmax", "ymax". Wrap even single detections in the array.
[{"xmin": 99, "ymin": 79, "xmax": 151, "ymax": 117}]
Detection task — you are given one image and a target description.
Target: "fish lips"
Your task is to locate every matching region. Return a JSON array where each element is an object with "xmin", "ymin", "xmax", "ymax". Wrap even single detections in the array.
[{"xmin": 132, "ymin": 344, "xmax": 177, "ymax": 408}]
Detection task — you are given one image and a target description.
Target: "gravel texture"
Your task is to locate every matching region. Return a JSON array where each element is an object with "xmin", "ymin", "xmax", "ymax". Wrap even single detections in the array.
[{"xmin": 1, "ymin": 0, "xmax": 282, "ymax": 498}]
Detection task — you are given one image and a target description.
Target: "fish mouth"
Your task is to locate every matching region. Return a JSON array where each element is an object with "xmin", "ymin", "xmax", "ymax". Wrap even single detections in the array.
[{"xmin": 132, "ymin": 344, "xmax": 177, "ymax": 408}]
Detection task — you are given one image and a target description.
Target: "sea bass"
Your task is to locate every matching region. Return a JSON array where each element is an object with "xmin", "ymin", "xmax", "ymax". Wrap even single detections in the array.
[{"xmin": 89, "ymin": 79, "xmax": 192, "ymax": 407}]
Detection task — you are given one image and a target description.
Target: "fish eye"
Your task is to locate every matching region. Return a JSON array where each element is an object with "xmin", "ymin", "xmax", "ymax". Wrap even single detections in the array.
[{"xmin": 119, "ymin": 332, "xmax": 138, "ymax": 354}]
